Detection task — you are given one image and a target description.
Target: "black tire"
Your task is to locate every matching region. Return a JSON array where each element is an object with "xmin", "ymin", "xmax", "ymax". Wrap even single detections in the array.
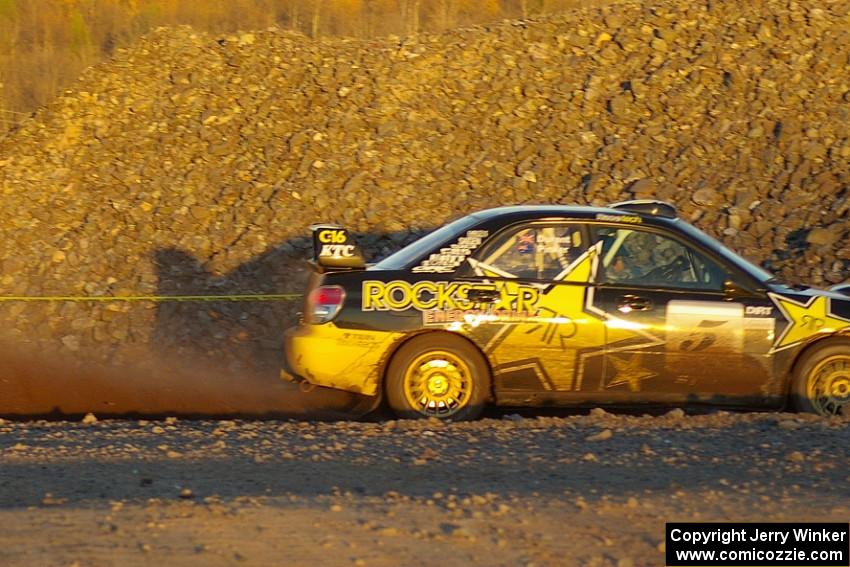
[
  {"xmin": 385, "ymin": 333, "xmax": 490, "ymax": 421},
  {"xmin": 791, "ymin": 337, "xmax": 850, "ymax": 417}
]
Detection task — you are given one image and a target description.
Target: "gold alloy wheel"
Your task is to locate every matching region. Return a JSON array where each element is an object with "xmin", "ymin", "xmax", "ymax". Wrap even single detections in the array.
[
  {"xmin": 402, "ymin": 350, "xmax": 473, "ymax": 417},
  {"xmin": 807, "ymin": 355, "xmax": 850, "ymax": 416}
]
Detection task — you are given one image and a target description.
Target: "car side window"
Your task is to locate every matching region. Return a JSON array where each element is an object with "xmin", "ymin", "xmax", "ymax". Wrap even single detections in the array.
[
  {"xmin": 590, "ymin": 225, "xmax": 726, "ymax": 291},
  {"xmin": 472, "ymin": 224, "xmax": 586, "ymax": 280}
]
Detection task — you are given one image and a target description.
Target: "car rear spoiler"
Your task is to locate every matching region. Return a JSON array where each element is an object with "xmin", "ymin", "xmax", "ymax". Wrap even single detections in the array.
[{"xmin": 309, "ymin": 224, "xmax": 366, "ymax": 272}]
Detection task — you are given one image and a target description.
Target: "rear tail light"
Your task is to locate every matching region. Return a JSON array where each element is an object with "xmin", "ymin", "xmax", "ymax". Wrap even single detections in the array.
[{"xmin": 305, "ymin": 285, "xmax": 345, "ymax": 324}]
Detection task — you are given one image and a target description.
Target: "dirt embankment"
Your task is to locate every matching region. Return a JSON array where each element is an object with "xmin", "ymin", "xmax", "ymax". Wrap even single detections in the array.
[{"xmin": 0, "ymin": 0, "xmax": 849, "ymax": 410}]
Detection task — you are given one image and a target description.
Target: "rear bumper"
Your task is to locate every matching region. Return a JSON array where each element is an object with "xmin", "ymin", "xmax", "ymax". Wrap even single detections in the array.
[
  {"xmin": 282, "ymin": 323, "xmax": 401, "ymax": 396},
  {"xmin": 278, "ymin": 345, "xmax": 301, "ymax": 383}
]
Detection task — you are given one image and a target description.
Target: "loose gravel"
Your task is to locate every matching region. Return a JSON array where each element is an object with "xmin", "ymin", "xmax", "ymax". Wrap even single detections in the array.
[{"xmin": 1, "ymin": 410, "xmax": 848, "ymax": 566}]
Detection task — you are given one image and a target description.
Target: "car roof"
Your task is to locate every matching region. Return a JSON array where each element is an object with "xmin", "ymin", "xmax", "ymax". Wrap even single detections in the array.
[
  {"xmin": 468, "ymin": 204, "xmax": 674, "ymax": 225},
  {"xmin": 471, "ymin": 205, "xmax": 612, "ymax": 218},
  {"xmin": 372, "ymin": 202, "xmax": 775, "ymax": 285},
  {"xmin": 373, "ymin": 203, "xmax": 676, "ymax": 271}
]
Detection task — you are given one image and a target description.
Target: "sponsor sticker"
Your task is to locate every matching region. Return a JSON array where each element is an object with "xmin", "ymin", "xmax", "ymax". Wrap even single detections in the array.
[
  {"xmin": 595, "ymin": 213, "xmax": 643, "ymax": 224},
  {"xmin": 319, "ymin": 244, "xmax": 356, "ymax": 258},
  {"xmin": 314, "ymin": 227, "xmax": 358, "ymax": 259},
  {"xmin": 361, "ymin": 279, "xmax": 541, "ymax": 325},
  {"xmin": 412, "ymin": 230, "xmax": 489, "ymax": 273},
  {"xmin": 535, "ymin": 232, "xmax": 578, "ymax": 256},
  {"xmin": 745, "ymin": 305, "xmax": 773, "ymax": 317}
]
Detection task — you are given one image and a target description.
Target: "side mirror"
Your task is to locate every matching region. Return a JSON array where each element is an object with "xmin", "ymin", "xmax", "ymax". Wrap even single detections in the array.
[{"xmin": 723, "ymin": 279, "xmax": 751, "ymax": 299}]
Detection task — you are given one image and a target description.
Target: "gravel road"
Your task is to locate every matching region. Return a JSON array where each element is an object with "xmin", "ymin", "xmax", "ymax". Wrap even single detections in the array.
[{"xmin": 1, "ymin": 409, "xmax": 848, "ymax": 566}]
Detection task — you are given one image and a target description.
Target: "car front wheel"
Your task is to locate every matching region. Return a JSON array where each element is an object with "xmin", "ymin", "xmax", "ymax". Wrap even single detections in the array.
[
  {"xmin": 385, "ymin": 334, "xmax": 490, "ymax": 421},
  {"xmin": 792, "ymin": 338, "xmax": 850, "ymax": 417}
]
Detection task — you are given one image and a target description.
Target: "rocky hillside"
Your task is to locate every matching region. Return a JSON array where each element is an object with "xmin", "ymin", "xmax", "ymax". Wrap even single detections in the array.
[{"xmin": 0, "ymin": 0, "xmax": 849, "ymax": 381}]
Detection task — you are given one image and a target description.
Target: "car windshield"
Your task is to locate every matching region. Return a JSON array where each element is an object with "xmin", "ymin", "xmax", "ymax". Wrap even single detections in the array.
[
  {"xmin": 373, "ymin": 214, "xmax": 481, "ymax": 270},
  {"xmin": 674, "ymin": 220, "xmax": 775, "ymax": 283}
]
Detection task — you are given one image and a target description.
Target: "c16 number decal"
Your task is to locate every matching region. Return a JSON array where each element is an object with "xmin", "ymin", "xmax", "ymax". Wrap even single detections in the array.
[{"xmin": 318, "ymin": 229, "xmax": 347, "ymax": 244}]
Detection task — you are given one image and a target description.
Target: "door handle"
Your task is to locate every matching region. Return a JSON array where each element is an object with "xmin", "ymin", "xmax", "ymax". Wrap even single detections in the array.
[
  {"xmin": 617, "ymin": 295, "xmax": 652, "ymax": 313},
  {"xmin": 467, "ymin": 288, "xmax": 499, "ymax": 303}
]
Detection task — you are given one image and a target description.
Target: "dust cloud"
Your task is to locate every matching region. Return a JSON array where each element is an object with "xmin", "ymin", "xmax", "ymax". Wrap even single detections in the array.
[{"xmin": 0, "ymin": 335, "xmax": 364, "ymax": 419}]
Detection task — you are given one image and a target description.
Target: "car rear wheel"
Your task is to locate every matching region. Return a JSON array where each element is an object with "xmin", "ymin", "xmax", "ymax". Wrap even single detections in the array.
[
  {"xmin": 385, "ymin": 334, "xmax": 490, "ymax": 420},
  {"xmin": 792, "ymin": 338, "xmax": 850, "ymax": 417}
]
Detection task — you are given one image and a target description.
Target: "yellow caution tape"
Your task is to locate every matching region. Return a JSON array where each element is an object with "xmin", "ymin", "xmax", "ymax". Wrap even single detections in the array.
[{"xmin": 0, "ymin": 294, "xmax": 302, "ymax": 302}]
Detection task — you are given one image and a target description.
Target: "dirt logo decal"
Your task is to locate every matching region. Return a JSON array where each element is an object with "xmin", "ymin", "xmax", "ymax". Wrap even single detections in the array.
[{"xmin": 769, "ymin": 293, "xmax": 850, "ymax": 351}]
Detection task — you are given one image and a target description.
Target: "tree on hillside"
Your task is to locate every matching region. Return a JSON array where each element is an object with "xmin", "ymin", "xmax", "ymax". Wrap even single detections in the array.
[
  {"xmin": 0, "ymin": 0, "xmax": 583, "ymax": 128},
  {"xmin": 311, "ymin": 0, "xmax": 323, "ymax": 37},
  {"xmin": 326, "ymin": 0, "xmax": 365, "ymax": 37},
  {"xmin": 398, "ymin": 0, "xmax": 421, "ymax": 35}
]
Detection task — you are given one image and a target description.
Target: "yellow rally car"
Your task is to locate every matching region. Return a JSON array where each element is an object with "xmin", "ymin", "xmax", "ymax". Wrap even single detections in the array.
[{"xmin": 283, "ymin": 201, "xmax": 850, "ymax": 420}]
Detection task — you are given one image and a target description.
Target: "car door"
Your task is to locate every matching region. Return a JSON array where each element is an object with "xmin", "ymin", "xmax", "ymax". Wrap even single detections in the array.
[
  {"xmin": 460, "ymin": 221, "xmax": 606, "ymax": 394},
  {"xmin": 587, "ymin": 224, "xmax": 776, "ymax": 403}
]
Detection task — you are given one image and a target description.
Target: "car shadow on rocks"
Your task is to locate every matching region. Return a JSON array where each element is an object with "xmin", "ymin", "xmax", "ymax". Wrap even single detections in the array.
[
  {"xmin": 147, "ymin": 230, "xmax": 428, "ymax": 418},
  {"xmin": 0, "ymin": 230, "xmax": 428, "ymax": 419}
]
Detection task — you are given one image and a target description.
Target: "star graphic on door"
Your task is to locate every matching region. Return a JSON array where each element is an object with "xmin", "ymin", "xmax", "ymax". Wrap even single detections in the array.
[
  {"xmin": 605, "ymin": 352, "xmax": 656, "ymax": 392},
  {"xmin": 471, "ymin": 244, "xmax": 663, "ymax": 391}
]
